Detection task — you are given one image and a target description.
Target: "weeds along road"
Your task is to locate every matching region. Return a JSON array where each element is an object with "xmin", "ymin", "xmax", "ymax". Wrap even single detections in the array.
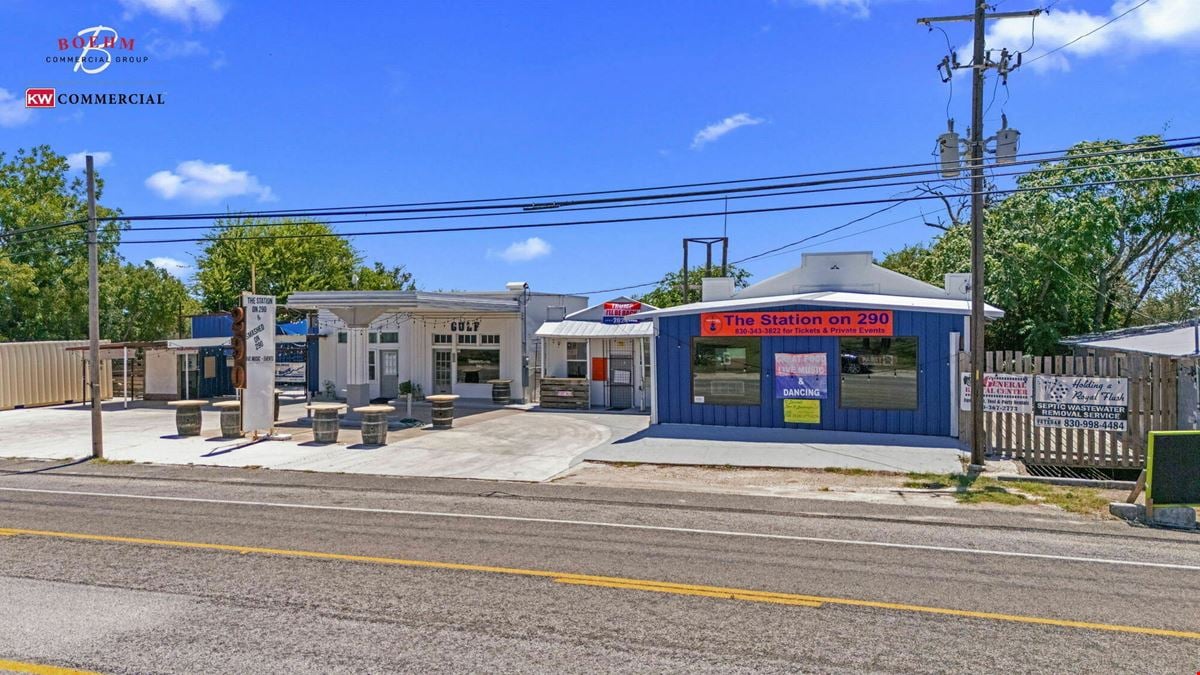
[{"xmin": 1, "ymin": 462, "xmax": 1198, "ymax": 674}]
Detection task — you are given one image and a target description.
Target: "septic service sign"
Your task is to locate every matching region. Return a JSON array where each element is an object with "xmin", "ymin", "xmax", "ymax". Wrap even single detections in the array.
[{"xmin": 701, "ymin": 310, "xmax": 893, "ymax": 337}]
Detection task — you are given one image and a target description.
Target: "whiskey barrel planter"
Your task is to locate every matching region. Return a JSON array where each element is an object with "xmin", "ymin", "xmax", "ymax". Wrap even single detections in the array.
[
  {"xmin": 353, "ymin": 404, "xmax": 395, "ymax": 445},
  {"xmin": 488, "ymin": 379, "xmax": 512, "ymax": 404},
  {"xmin": 167, "ymin": 400, "xmax": 208, "ymax": 436},
  {"xmin": 213, "ymin": 400, "xmax": 242, "ymax": 438},
  {"xmin": 427, "ymin": 394, "xmax": 460, "ymax": 429},
  {"xmin": 306, "ymin": 403, "xmax": 346, "ymax": 444}
]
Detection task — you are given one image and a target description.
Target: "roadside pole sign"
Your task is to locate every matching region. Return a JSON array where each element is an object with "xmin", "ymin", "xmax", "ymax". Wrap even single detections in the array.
[
  {"xmin": 1033, "ymin": 375, "xmax": 1128, "ymax": 431},
  {"xmin": 1146, "ymin": 431, "xmax": 1200, "ymax": 508},
  {"xmin": 241, "ymin": 293, "xmax": 276, "ymax": 434},
  {"xmin": 959, "ymin": 373, "xmax": 1033, "ymax": 413}
]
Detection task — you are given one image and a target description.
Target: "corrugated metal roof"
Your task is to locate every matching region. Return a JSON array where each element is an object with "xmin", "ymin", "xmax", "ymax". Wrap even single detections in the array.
[
  {"xmin": 535, "ymin": 320, "xmax": 654, "ymax": 338},
  {"xmin": 285, "ymin": 290, "xmax": 517, "ymax": 313},
  {"xmin": 636, "ymin": 290, "xmax": 1004, "ymax": 319},
  {"xmin": 1063, "ymin": 322, "xmax": 1200, "ymax": 357}
]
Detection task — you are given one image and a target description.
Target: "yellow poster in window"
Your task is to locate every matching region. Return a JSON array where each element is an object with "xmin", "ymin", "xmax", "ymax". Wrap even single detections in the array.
[{"xmin": 783, "ymin": 398, "xmax": 820, "ymax": 424}]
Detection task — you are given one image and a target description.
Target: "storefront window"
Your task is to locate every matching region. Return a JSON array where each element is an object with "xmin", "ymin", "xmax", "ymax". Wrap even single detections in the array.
[
  {"xmin": 368, "ymin": 351, "xmax": 376, "ymax": 381},
  {"xmin": 839, "ymin": 337, "xmax": 918, "ymax": 409},
  {"xmin": 566, "ymin": 341, "xmax": 587, "ymax": 378},
  {"xmin": 433, "ymin": 334, "xmax": 452, "ymax": 344},
  {"xmin": 458, "ymin": 334, "xmax": 478, "ymax": 344},
  {"xmin": 456, "ymin": 349, "xmax": 500, "ymax": 383},
  {"xmin": 482, "ymin": 334, "xmax": 501, "ymax": 345},
  {"xmin": 692, "ymin": 337, "xmax": 761, "ymax": 406}
]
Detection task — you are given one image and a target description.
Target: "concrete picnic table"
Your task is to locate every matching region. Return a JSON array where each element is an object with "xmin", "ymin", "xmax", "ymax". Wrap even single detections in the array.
[
  {"xmin": 352, "ymin": 404, "xmax": 395, "ymax": 445},
  {"xmin": 305, "ymin": 402, "xmax": 347, "ymax": 443},
  {"xmin": 212, "ymin": 400, "xmax": 242, "ymax": 439},
  {"xmin": 426, "ymin": 394, "xmax": 461, "ymax": 429},
  {"xmin": 166, "ymin": 399, "xmax": 208, "ymax": 436}
]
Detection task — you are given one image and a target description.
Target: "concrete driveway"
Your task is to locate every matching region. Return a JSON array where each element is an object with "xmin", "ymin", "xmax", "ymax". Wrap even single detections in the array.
[{"xmin": 0, "ymin": 399, "xmax": 612, "ymax": 482}]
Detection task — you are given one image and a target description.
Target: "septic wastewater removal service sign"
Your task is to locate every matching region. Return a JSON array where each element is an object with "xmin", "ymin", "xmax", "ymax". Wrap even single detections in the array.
[
  {"xmin": 701, "ymin": 310, "xmax": 893, "ymax": 337},
  {"xmin": 1033, "ymin": 375, "xmax": 1128, "ymax": 431}
]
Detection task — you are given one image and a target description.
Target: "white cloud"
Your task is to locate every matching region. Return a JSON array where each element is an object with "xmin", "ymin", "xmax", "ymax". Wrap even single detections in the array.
[
  {"xmin": 488, "ymin": 237, "xmax": 552, "ymax": 263},
  {"xmin": 145, "ymin": 160, "xmax": 276, "ymax": 202},
  {"xmin": 789, "ymin": 0, "xmax": 870, "ymax": 19},
  {"xmin": 118, "ymin": 0, "xmax": 227, "ymax": 27},
  {"xmin": 983, "ymin": 0, "xmax": 1200, "ymax": 73},
  {"xmin": 0, "ymin": 88, "xmax": 32, "ymax": 128},
  {"xmin": 691, "ymin": 113, "xmax": 765, "ymax": 150},
  {"xmin": 146, "ymin": 36, "xmax": 208, "ymax": 59},
  {"xmin": 66, "ymin": 151, "xmax": 113, "ymax": 171},
  {"xmin": 149, "ymin": 256, "xmax": 191, "ymax": 278}
]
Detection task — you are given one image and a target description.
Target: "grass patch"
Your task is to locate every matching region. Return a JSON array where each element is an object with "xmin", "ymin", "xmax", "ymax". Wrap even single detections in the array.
[
  {"xmin": 822, "ymin": 467, "xmax": 880, "ymax": 476},
  {"xmin": 604, "ymin": 461, "xmax": 644, "ymax": 469},
  {"xmin": 903, "ymin": 473, "xmax": 1111, "ymax": 515},
  {"xmin": 92, "ymin": 458, "xmax": 134, "ymax": 465},
  {"xmin": 1000, "ymin": 480, "xmax": 1111, "ymax": 515}
]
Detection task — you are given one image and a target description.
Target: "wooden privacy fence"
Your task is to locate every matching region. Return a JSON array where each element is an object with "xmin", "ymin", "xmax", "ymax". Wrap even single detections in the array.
[{"xmin": 959, "ymin": 351, "xmax": 1179, "ymax": 468}]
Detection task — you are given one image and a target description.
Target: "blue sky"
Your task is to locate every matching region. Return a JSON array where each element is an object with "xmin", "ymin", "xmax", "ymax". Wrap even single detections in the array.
[{"xmin": 2, "ymin": 0, "xmax": 1198, "ymax": 298}]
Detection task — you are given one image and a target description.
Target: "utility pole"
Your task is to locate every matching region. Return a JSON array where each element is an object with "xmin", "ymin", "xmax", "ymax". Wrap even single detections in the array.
[
  {"xmin": 918, "ymin": 4, "xmax": 1040, "ymax": 471},
  {"xmin": 86, "ymin": 155, "xmax": 103, "ymax": 459}
]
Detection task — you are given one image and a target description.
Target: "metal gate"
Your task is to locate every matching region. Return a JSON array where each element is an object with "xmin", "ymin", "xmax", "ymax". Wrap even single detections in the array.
[{"xmin": 608, "ymin": 356, "xmax": 634, "ymax": 409}]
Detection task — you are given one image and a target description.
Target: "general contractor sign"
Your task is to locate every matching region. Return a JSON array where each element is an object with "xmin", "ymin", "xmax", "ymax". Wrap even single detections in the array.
[
  {"xmin": 242, "ymin": 293, "xmax": 276, "ymax": 433},
  {"xmin": 959, "ymin": 373, "xmax": 1033, "ymax": 414},
  {"xmin": 701, "ymin": 310, "xmax": 893, "ymax": 337},
  {"xmin": 1033, "ymin": 375, "xmax": 1128, "ymax": 431}
]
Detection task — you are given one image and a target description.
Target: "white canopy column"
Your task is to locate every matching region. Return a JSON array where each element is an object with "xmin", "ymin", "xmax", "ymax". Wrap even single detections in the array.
[{"xmin": 330, "ymin": 307, "xmax": 387, "ymax": 410}]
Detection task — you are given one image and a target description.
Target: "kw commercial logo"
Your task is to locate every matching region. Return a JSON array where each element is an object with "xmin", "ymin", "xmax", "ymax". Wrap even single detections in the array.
[
  {"xmin": 25, "ymin": 88, "xmax": 55, "ymax": 108},
  {"xmin": 50, "ymin": 25, "xmax": 146, "ymax": 75}
]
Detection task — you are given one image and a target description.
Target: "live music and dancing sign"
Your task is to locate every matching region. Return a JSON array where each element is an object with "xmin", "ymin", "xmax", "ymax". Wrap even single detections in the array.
[{"xmin": 700, "ymin": 310, "xmax": 893, "ymax": 337}]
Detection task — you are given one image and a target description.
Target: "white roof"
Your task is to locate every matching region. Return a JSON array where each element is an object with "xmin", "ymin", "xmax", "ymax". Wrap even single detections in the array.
[
  {"xmin": 535, "ymin": 320, "xmax": 654, "ymax": 338},
  {"xmin": 164, "ymin": 335, "xmax": 307, "ymax": 350},
  {"xmin": 1063, "ymin": 323, "xmax": 1200, "ymax": 357},
  {"xmin": 637, "ymin": 290, "xmax": 1003, "ymax": 319}
]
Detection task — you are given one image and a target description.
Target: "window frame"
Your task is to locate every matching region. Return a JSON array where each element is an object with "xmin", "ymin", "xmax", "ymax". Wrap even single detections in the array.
[
  {"xmin": 380, "ymin": 331, "xmax": 399, "ymax": 344},
  {"xmin": 433, "ymin": 334, "xmax": 452, "ymax": 345},
  {"xmin": 368, "ymin": 350, "xmax": 376, "ymax": 381},
  {"xmin": 455, "ymin": 348, "xmax": 501, "ymax": 384},
  {"xmin": 837, "ymin": 336, "xmax": 920, "ymax": 411},
  {"xmin": 690, "ymin": 336, "xmax": 762, "ymax": 407},
  {"xmin": 566, "ymin": 340, "xmax": 588, "ymax": 378}
]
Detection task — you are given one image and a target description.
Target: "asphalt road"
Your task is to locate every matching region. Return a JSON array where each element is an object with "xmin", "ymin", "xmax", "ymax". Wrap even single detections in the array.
[{"xmin": 1, "ymin": 460, "xmax": 1198, "ymax": 674}]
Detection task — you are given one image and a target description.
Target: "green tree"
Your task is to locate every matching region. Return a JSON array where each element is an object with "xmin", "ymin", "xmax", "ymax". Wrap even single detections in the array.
[
  {"xmin": 637, "ymin": 264, "xmax": 751, "ymax": 308},
  {"xmin": 193, "ymin": 218, "xmax": 416, "ymax": 312},
  {"xmin": 102, "ymin": 263, "xmax": 202, "ymax": 341},
  {"xmin": 882, "ymin": 135, "xmax": 1200, "ymax": 353}
]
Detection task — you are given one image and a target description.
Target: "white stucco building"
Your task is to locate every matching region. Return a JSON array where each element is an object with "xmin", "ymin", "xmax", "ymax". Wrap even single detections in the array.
[{"xmin": 287, "ymin": 284, "xmax": 585, "ymax": 406}]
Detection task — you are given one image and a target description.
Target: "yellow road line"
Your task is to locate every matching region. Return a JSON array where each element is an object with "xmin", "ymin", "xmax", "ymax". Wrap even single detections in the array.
[
  {"xmin": 3, "ymin": 526, "xmax": 1199, "ymax": 640},
  {"xmin": 0, "ymin": 658, "xmax": 101, "ymax": 675},
  {"xmin": 554, "ymin": 578, "xmax": 823, "ymax": 607}
]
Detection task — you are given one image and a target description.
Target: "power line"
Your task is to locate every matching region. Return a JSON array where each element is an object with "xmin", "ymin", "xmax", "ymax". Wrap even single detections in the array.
[
  {"xmin": 1026, "ymin": 0, "xmax": 1151, "ymax": 65},
  {"xmin": 102, "ymin": 135, "xmax": 1200, "ymax": 224}
]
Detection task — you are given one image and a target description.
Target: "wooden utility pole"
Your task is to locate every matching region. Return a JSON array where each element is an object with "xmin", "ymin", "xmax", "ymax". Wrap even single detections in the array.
[
  {"xmin": 918, "ymin": 3, "xmax": 1040, "ymax": 470},
  {"xmin": 86, "ymin": 155, "xmax": 104, "ymax": 459}
]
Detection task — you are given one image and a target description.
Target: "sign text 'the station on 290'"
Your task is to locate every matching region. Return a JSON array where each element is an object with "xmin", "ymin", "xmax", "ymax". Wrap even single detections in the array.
[{"xmin": 700, "ymin": 310, "xmax": 894, "ymax": 337}]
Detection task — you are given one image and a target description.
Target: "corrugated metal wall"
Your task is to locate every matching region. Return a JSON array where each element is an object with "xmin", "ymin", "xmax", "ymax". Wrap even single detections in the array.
[
  {"xmin": 0, "ymin": 341, "xmax": 113, "ymax": 410},
  {"xmin": 656, "ymin": 305, "xmax": 958, "ymax": 436},
  {"xmin": 191, "ymin": 314, "xmax": 232, "ymax": 338}
]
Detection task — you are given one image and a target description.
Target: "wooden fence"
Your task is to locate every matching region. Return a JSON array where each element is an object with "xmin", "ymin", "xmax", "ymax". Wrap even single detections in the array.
[{"xmin": 958, "ymin": 351, "xmax": 1179, "ymax": 468}]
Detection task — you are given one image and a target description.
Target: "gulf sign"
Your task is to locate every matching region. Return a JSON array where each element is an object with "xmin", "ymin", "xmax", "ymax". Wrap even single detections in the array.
[{"xmin": 700, "ymin": 310, "xmax": 893, "ymax": 337}]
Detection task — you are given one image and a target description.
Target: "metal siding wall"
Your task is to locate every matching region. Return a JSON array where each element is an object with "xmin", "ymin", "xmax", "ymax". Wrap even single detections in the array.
[
  {"xmin": 0, "ymin": 341, "xmax": 111, "ymax": 410},
  {"xmin": 191, "ymin": 315, "xmax": 233, "ymax": 339},
  {"xmin": 656, "ymin": 305, "xmax": 956, "ymax": 436}
]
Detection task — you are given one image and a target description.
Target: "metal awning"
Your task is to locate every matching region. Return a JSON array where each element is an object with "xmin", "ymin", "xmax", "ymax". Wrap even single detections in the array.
[{"xmin": 535, "ymin": 320, "xmax": 654, "ymax": 338}]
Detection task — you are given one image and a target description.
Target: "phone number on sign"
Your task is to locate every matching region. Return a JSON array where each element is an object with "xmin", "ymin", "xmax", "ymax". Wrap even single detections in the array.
[{"xmin": 1037, "ymin": 418, "xmax": 1126, "ymax": 431}]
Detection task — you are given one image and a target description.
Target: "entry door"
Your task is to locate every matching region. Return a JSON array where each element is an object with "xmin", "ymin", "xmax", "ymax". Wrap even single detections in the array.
[
  {"xmin": 380, "ymin": 350, "xmax": 400, "ymax": 399},
  {"xmin": 608, "ymin": 356, "xmax": 634, "ymax": 409},
  {"xmin": 432, "ymin": 349, "xmax": 452, "ymax": 394}
]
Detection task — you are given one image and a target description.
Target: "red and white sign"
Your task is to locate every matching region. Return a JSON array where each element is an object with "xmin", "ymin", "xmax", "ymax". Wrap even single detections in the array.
[
  {"xmin": 602, "ymin": 301, "xmax": 642, "ymax": 325},
  {"xmin": 700, "ymin": 310, "xmax": 893, "ymax": 337},
  {"xmin": 25, "ymin": 88, "xmax": 56, "ymax": 108},
  {"xmin": 960, "ymin": 373, "xmax": 1033, "ymax": 414}
]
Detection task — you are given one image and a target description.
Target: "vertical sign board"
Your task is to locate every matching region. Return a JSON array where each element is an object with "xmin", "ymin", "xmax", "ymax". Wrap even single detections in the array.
[
  {"xmin": 775, "ymin": 353, "xmax": 826, "ymax": 425},
  {"xmin": 242, "ymin": 293, "xmax": 276, "ymax": 433},
  {"xmin": 1033, "ymin": 376, "xmax": 1128, "ymax": 431},
  {"xmin": 959, "ymin": 373, "xmax": 1033, "ymax": 413},
  {"xmin": 1146, "ymin": 431, "xmax": 1200, "ymax": 508}
]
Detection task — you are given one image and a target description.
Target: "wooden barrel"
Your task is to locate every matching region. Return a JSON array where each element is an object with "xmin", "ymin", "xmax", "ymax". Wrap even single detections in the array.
[
  {"xmin": 176, "ymin": 406, "xmax": 201, "ymax": 436},
  {"xmin": 490, "ymin": 380, "xmax": 511, "ymax": 404},
  {"xmin": 312, "ymin": 410, "xmax": 340, "ymax": 443},
  {"xmin": 431, "ymin": 399, "xmax": 455, "ymax": 429},
  {"xmin": 219, "ymin": 409, "xmax": 241, "ymax": 438},
  {"xmin": 360, "ymin": 413, "xmax": 389, "ymax": 445}
]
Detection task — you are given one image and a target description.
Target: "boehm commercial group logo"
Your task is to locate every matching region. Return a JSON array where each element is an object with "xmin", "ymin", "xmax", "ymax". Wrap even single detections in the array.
[
  {"xmin": 26, "ymin": 24, "xmax": 165, "ymax": 110},
  {"xmin": 49, "ymin": 25, "xmax": 147, "ymax": 75}
]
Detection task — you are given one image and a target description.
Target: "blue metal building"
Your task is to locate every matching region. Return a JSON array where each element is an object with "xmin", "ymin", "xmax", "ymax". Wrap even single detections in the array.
[{"xmin": 641, "ymin": 252, "xmax": 1002, "ymax": 438}]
